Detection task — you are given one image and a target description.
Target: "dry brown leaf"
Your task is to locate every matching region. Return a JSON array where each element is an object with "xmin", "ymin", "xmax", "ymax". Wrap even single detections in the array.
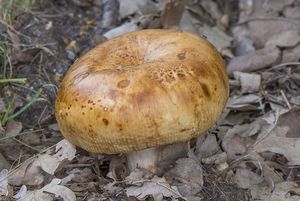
[
  {"xmin": 199, "ymin": 0, "xmax": 222, "ymax": 20},
  {"xmin": 266, "ymin": 30, "xmax": 300, "ymax": 48},
  {"xmin": 0, "ymin": 153, "xmax": 10, "ymax": 170},
  {"xmin": 9, "ymin": 160, "xmax": 44, "ymax": 186},
  {"xmin": 202, "ymin": 152, "xmax": 227, "ymax": 165},
  {"xmin": 232, "ymin": 29, "xmax": 255, "ymax": 56},
  {"xmin": 250, "ymin": 182, "xmax": 272, "ymax": 201},
  {"xmin": 36, "ymin": 139, "xmax": 76, "ymax": 175},
  {"xmin": 67, "ymin": 168, "xmax": 96, "ymax": 183},
  {"xmin": 255, "ymin": 126, "xmax": 300, "ymax": 166},
  {"xmin": 233, "ymin": 168, "xmax": 263, "ymax": 189},
  {"xmin": 282, "ymin": 43, "xmax": 300, "ymax": 63},
  {"xmin": 125, "ymin": 176, "xmax": 183, "ymax": 201},
  {"xmin": 248, "ymin": 151, "xmax": 283, "ymax": 186},
  {"xmin": 9, "ymin": 140, "xmax": 76, "ymax": 186},
  {"xmin": 160, "ymin": 0, "xmax": 187, "ymax": 28},
  {"xmin": 283, "ymin": 6, "xmax": 300, "ymax": 19},
  {"xmin": 222, "ymin": 134, "xmax": 247, "ymax": 161},
  {"xmin": 196, "ymin": 134, "xmax": 220, "ymax": 159},
  {"xmin": 233, "ymin": 72, "xmax": 261, "ymax": 93},
  {"xmin": 199, "ymin": 25, "xmax": 233, "ymax": 55},
  {"xmin": 5, "ymin": 120, "xmax": 22, "ymax": 138},
  {"xmin": 227, "ymin": 94, "xmax": 263, "ymax": 111},
  {"xmin": 16, "ymin": 178, "xmax": 76, "ymax": 201},
  {"xmin": 119, "ymin": 0, "xmax": 157, "ymax": 18},
  {"xmin": 179, "ymin": 10, "xmax": 199, "ymax": 34},
  {"xmin": 269, "ymin": 182, "xmax": 300, "ymax": 201},
  {"xmin": 164, "ymin": 158, "xmax": 203, "ymax": 197},
  {"xmin": 227, "ymin": 46, "xmax": 280, "ymax": 74},
  {"xmin": 247, "ymin": 19, "xmax": 300, "ymax": 48}
]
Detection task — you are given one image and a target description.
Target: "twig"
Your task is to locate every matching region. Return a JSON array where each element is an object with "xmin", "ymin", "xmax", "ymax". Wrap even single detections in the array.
[
  {"xmin": 237, "ymin": 16, "xmax": 300, "ymax": 25},
  {"xmin": 0, "ymin": 129, "xmax": 44, "ymax": 141},
  {"xmin": 13, "ymin": 138, "xmax": 40, "ymax": 152},
  {"xmin": 280, "ymin": 90, "xmax": 292, "ymax": 109}
]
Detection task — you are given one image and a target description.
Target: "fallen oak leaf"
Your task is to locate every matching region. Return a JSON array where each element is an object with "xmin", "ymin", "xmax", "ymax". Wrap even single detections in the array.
[
  {"xmin": 269, "ymin": 182, "xmax": 300, "ymax": 201},
  {"xmin": 16, "ymin": 178, "xmax": 76, "ymax": 201},
  {"xmin": 227, "ymin": 46, "xmax": 280, "ymax": 74},
  {"xmin": 125, "ymin": 175, "xmax": 185, "ymax": 201},
  {"xmin": 254, "ymin": 126, "xmax": 300, "ymax": 166},
  {"xmin": 8, "ymin": 140, "xmax": 76, "ymax": 186},
  {"xmin": 36, "ymin": 139, "xmax": 76, "ymax": 175}
]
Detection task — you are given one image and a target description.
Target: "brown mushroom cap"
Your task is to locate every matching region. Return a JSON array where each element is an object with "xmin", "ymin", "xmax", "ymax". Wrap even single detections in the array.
[{"xmin": 55, "ymin": 29, "xmax": 229, "ymax": 154}]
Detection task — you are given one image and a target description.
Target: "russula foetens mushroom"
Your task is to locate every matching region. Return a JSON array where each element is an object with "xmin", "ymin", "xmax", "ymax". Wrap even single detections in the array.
[{"xmin": 55, "ymin": 29, "xmax": 229, "ymax": 174}]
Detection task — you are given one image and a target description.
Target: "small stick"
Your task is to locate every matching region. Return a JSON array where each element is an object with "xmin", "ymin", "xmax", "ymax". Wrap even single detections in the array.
[{"xmin": 280, "ymin": 90, "xmax": 292, "ymax": 109}]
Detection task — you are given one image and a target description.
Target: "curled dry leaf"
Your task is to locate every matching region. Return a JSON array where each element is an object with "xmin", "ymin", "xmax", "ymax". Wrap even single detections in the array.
[
  {"xmin": 9, "ymin": 140, "xmax": 76, "ymax": 186},
  {"xmin": 5, "ymin": 120, "xmax": 23, "ymax": 138},
  {"xmin": 179, "ymin": 10, "xmax": 200, "ymax": 34},
  {"xmin": 0, "ymin": 169, "xmax": 8, "ymax": 196},
  {"xmin": 233, "ymin": 168, "xmax": 263, "ymax": 189},
  {"xmin": 0, "ymin": 153, "xmax": 10, "ymax": 170},
  {"xmin": 125, "ymin": 176, "xmax": 183, "ymax": 201},
  {"xmin": 202, "ymin": 152, "xmax": 227, "ymax": 165},
  {"xmin": 268, "ymin": 182, "xmax": 300, "ymax": 201},
  {"xmin": 247, "ymin": 19, "xmax": 300, "ymax": 48},
  {"xmin": 200, "ymin": 25, "xmax": 233, "ymax": 56},
  {"xmin": 232, "ymin": 26, "xmax": 255, "ymax": 56},
  {"xmin": 227, "ymin": 46, "xmax": 280, "ymax": 74},
  {"xmin": 119, "ymin": 0, "xmax": 157, "ymax": 18},
  {"xmin": 67, "ymin": 168, "xmax": 96, "ymax": 183},
  {"xmin": 16, "ymin": 178, "xmax": 76, "ymax": 201},
  {"xmin": 282, "ymin": 43, "xmax": 300, "ymax": 63},
  {"xmin": 254, "ymin": 109, "xmax": 300, "ymax": 166},
  {"xmin": 266, "ymin": 30, "xmax": 300, "ymax": 48},
  {"xmin": 9, "ymin": 160, "xmax": 44, "ymax": 186},
  {"xmin": 233, "ymin": 72, "xmax": 261, "ymax": 94},
  {"xmin": 164, "ymin": 158, "xmax": 203, "ymax": 197},
  {"xmin": 283, "ymin": 6, "xmax": 300, "ymax": 19},
  {"xmin": 36, "ymin": 139, "xmax": 76, "ymax": 175},
  {"xmin": 227, "ymin": 94, "xmax": 263, "ymax": 111},
  {"xmin": 196, "ymin": 134, "xmax": 220, "ymax": 159}
]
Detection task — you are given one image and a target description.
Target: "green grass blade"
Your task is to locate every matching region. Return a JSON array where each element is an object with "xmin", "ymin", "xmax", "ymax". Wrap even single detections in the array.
[{"xmin": 6, "ymin": 89, "xmax": 42, "ymax": 122}]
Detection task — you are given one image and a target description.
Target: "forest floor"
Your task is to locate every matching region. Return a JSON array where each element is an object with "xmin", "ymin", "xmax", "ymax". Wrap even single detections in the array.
[{"xmin": 1, "ymin": 0, "xmax": 300, "ymax": 200}]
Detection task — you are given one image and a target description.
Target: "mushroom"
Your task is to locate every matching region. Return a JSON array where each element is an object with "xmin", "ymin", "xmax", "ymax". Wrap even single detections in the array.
[{"xmin": 55, "ymin": 29, "xmax": 229, "ymax": 174}]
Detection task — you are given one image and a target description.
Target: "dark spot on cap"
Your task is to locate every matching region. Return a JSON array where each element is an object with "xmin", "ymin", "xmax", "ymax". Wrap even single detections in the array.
[
  {"xmin": 134, "ymin": 90, "xmax": 152, "ymax": 106},
  {"xmin": 177, "ymin": 73, "xmax": 185, "ymax": 78},
  {"xmin": 103, "ymin": 118, "xmax": 109, "ymax": 125},
  {"xmin": 117, "ymin": 123, "xmax": 123, "ymax": 131},
  {"xmin": 177, "ymin": 52, "xmax": 186, "ymax": 60},
  {"xmin": 199, "ymin": 82, "xmax": 210, "ymax": 98},
  {"xmin": 193, "ymin": 67, "xmax": 207, "ymax": 77},
  {"xmin": 117, "ymin": 79, "xmax": 130, "ymax": 88}
]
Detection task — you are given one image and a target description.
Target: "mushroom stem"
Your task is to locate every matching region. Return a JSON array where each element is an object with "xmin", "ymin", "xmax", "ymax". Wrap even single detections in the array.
[{"xmin": 126, "ymin": 142, "xmax": 188, "ymax": 175}]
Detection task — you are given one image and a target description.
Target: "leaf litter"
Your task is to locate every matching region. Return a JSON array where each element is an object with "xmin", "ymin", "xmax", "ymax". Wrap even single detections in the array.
[{"xmin": 1, "ymin": 0, "xmax": 300, "ymax": 200}]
